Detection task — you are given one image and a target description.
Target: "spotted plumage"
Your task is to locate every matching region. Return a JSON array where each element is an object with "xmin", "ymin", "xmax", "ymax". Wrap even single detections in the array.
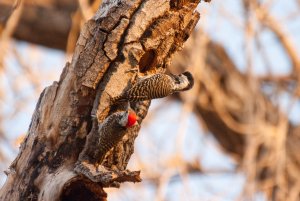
[
  {"xmin": 78, "ymin": 110, "xmax": 137, "ymax": 165},
  {"xmin": 113, "ymin": 71, "xmax": 194, "ymax": 103}
]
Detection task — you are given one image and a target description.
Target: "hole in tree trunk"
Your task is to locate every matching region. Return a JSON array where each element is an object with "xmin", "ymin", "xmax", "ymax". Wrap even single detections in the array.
[
  {"xmin": 61, "ymin": 180, "xmax": 106, "ymax": 201},
  {"xmin": 138, "ymin": 49, "xmax": 157, "ymax": 73}
]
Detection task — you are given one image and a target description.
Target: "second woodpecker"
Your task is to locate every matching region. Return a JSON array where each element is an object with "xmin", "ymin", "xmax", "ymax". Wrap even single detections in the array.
[
  {"xmin": 77, "ymin": 110, "xmax": 137, "ymax": 166},
  {"xmin": 113, "ymin": 71, "xmax": 194, "ymax": 103}
]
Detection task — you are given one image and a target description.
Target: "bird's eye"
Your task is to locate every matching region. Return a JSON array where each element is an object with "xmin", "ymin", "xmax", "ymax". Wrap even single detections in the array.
[{"xmin": 174, "ymin": 77, "xmax": 181, "ymax": 84}]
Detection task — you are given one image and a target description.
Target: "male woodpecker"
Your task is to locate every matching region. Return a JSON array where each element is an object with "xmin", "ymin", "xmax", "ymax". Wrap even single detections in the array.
[
  {"xmin": 78, "ymin": 110, "xmax": 137, "ymax": 165},
  {"xmin": 112, "ymin": 71, "xmax": 194, "ymax": 103}
]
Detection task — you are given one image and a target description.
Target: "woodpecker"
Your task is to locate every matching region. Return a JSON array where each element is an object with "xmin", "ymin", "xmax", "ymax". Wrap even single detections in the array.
[
  {"xmin": 78, "ymin": 110, "xmax": 137, "ymax": 165},
  {"xmin": 113, "ymin": 71, "xmax": 194, "ymax": 103}
]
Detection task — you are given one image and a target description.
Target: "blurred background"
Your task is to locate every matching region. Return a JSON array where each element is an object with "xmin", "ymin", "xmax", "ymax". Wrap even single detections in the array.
[{"xmin": 0, "ymin": 0, "xmax": 300, "ymax": 200}]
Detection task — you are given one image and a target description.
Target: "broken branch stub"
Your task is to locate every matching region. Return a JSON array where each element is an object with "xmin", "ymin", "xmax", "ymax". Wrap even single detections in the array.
[{"xmin": 0, "ymin": 0, "xmax": 201, "ymax": 200}]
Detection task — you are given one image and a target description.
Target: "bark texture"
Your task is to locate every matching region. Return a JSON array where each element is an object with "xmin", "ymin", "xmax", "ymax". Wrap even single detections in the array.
[
  {"xmin": 0, "ymin": 0, "xmax": 200, "ymax": 200},
  {"xmin": 3, "ymin": 0, "xmax": 298, "ymax": 200}
]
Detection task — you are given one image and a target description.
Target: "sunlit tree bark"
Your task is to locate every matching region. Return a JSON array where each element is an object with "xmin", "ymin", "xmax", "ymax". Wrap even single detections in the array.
[{"xmin": 0, "ymin": 0, "xmax": 200, "ymax": 200}]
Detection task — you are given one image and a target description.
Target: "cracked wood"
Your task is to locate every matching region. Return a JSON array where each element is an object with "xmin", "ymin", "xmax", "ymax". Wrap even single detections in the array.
[{"xmin": 0, "ymin": 0, "xmax": 201, "ymax": 201}]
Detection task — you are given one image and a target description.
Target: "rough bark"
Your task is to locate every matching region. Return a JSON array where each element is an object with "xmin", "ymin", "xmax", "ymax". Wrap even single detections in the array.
[
  {"xmin": 0, "ymin": 0, "xmax": 201, "ymax": 200},
  {"xmin": 3, "ymin": 0, "xmax": 298, "ymax": 200}
]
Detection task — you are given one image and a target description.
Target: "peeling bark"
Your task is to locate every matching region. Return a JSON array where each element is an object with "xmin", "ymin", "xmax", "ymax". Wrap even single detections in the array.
[{"xmin": 0, "ymin": 0, "xmax": 201, "ymax": 200}]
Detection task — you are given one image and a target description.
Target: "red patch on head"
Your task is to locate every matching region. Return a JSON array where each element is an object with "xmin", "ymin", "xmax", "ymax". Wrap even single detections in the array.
[{"xmin": 126, "ymin": 111, "xmax": 137, "ymax": 128}]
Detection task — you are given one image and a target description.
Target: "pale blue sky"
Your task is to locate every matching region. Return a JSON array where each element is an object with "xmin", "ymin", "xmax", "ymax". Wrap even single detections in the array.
[{"xmin": 1, "ymin": 1, "xmax": 300, "ymax": 200}]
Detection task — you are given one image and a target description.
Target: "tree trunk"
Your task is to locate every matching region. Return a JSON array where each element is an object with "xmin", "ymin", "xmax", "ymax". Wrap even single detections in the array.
[{"xmin": 0, "ymin": 0, "xmax": 201, "ymax": 200}]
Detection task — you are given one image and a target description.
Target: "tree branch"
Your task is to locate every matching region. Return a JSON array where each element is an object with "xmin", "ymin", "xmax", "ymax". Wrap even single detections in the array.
[{"xmin": 0, "ymin": 0, "xmax": 201, "ymax": 200}]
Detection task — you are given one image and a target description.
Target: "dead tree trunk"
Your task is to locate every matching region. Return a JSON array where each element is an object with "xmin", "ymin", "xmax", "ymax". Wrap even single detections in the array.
[{"xmin": 0, "ymin": 0, "xmax": 201, "ymax": 200}]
